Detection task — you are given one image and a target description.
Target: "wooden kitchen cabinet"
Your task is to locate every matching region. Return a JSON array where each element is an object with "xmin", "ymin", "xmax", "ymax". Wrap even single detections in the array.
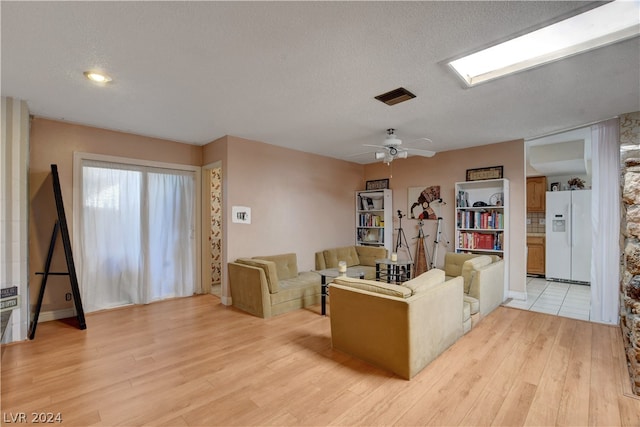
[
  {"xmin": 527, "ymin": 176, "xmax": 547, "ymax": 212},
  {"xmin": 527, "ymin": 235, "xmax": 545, "ymax": 275}
]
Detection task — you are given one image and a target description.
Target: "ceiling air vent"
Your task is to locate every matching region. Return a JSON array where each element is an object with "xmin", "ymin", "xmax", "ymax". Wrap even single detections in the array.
[{"xmin": 375, "ymin": 87, "xmax": 416, "ymax": 106}]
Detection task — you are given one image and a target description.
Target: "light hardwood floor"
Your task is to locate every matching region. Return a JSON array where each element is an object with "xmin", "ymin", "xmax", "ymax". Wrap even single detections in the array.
[{"xmin": 2, "ymin": 295, "xmax": 639, "ymax": 426}]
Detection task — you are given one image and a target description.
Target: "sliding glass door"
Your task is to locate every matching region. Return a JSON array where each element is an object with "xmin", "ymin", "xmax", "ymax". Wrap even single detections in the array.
[{"xmin": 79, "ymin": 160, "xmax": 195, "ymax": 312}]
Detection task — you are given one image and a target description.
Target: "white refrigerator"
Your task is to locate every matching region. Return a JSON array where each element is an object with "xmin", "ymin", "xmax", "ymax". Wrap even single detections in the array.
[{"xmin": 545, "ymin": 190, "xmax": 591, "ymax": 283}]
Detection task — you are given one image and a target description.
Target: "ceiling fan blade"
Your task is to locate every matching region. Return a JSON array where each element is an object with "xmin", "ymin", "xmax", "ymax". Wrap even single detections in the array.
[
  {"xmin": 403, "ymin": 140, "xmax": 433, "ymax": 149},
  {"xmin": 403, "ymin": 147, "xmax": 436, "ymax": 157},
  {"xmin": 362, "ymin": 144, "xmax": 387, "ymax": 149}
]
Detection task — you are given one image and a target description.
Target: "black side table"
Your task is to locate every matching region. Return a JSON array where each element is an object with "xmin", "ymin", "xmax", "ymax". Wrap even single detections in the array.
[
  {"xmin": 317, "ymin": 267, "xmax": 365, "ymax": 315},
  {"xmin": 375, "ymin": 258, "xmax": 413, "ymax": 284}
]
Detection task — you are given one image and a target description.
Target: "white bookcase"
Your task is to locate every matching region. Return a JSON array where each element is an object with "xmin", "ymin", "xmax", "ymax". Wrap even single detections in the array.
[
  {"xmin": 356, "ymin": 189, "xmax": 392, "ymax": 253},
  {"xmin": 455, "ymin": 179, "xmax": 509, "ymax": 259}
]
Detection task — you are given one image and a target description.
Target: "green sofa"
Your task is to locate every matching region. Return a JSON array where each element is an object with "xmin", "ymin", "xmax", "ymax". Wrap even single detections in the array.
[
  {"xmin": 228, "ymin": 253, "xmax": 321, "ymax": 318},
  {"xmin": 315, "ymin": 245, "xmax": 388, "ymax": 280},
  {"xmin": 329, "ymin": 269, "xmax": 464, "ymax": 380}
]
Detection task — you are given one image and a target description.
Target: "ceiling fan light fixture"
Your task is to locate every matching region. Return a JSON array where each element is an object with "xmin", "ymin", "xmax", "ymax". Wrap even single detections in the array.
[
  {"xmin": 397, "ymin": 151, "xmax": 408, "ymax": 159},
  {"xmin": 375, "ymin": 152, "xmax": 386, "ymax": 160}
]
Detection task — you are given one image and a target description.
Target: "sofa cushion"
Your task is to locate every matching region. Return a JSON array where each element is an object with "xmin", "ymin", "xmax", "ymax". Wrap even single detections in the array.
[
  {"xmin": 461, "ymin": 256, "xmax": 492, "ymax": 294},
  {"xmin": 235, "ymin": 258, "xmax": 279, "ymax": 293},
  {"xmin": 464, "ymin": 295, "xmax": 480, "ymax": 315},
  {"xmin": 354, "ymin": 245, "xmax": 387, "ymax": 267},
  {"xmin": 323, "ymin": 246, "xmax": 360, "ymax": 268},
  {"xmin": 271, "ymin": 272, "xmax": 321, "ymax": 305},
  {"xmin": 402, "ymin": 269, "xmax": 445, "ymax": 294},
  {"xmin": 463, "ymin": 300, "xmax": 471, "ymax": 321},
  {"xmin": 331, "ymin": 276, "xmax": 411, "ymax": 298},
  {"xmin": 253, "ymin": 253, "xmax": 298, "ymax": 280},
  {"xmin": 444, "ymin": 253, "xmax": 481, "ymax": 277}
]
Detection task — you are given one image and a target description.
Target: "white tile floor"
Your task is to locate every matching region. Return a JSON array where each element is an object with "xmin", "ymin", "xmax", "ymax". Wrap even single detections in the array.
[{"xmin": 503, "ymin": 276, "xmax": 591, "ymax": 321}]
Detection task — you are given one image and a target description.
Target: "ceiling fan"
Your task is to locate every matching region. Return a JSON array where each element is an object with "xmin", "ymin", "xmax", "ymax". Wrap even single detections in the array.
[{"xmin": 362, "ymin": 129, "xmax": 436, "ymax": 164}]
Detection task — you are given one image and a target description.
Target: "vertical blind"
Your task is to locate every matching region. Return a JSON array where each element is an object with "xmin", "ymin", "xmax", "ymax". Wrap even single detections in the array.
[{"xmin": 79, "ymin": 160, "xmax": 195, "ymax": 312}]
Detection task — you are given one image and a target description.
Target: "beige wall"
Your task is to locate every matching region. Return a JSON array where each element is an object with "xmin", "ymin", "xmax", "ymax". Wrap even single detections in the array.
[
  {"xmin": 363, "ymin": 139, "xmax": 527, "ymax": 296},
  {"xmin": 29, "ymin": 118, "xmax": 526, "ymax": 313},
  {"xmin": 29, "ymin": 118, "xmax": 202, "ymax": 313},
  {"xmin": 203, "ymin": 135, "xmax": 364, "ymax": 302},
  {"xmin": 223, "ymin": 135, "xmax": 364, "ymax": 269}
]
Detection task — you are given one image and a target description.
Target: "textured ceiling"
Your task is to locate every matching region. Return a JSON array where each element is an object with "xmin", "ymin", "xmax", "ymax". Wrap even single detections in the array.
[{"xmin": 2, "ymin": 1, "xmax": 639, "ymax": 163}]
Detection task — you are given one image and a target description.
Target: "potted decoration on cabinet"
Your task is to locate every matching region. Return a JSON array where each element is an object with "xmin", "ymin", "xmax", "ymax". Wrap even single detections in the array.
[{"xmin": 568, "ymin": 177, "xmax": 585, "ymax": 190}]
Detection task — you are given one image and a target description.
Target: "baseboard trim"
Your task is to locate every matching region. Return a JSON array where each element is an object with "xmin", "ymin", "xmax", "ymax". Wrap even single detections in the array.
[
  {"xmin": 220, "ymin": 295, "xmax": 232, "ymax": 306},
  {"xmin": 39, "ymin": 308, "xmax": 76, "ymax": 322},
  {"xmin": 507, "ymin": 290, "xmax": 527, "ymax": 300}
]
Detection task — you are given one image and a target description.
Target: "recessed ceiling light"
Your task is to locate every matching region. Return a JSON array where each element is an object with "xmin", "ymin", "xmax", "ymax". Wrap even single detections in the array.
[
  {"xmin": 84, "ymin": 71, "xmax": 112, "ymax": 84},
  {"xmin": 449, "ymin": 0, "xmax": 640, "ymax": 87}
]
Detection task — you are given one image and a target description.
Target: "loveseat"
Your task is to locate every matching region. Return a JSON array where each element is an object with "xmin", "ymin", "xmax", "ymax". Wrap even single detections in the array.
[
  {"xmin": 329, "ymin": 269, "xmax": 464, "ymax": 380},
  {"xmin": 443, "ymin": 252, "xmax": 505, "ymax": 332},
  {"xmin": 227, "ymin": 253, "xmax": 321, "ymax": 318},
  {"xmin": 315, "ymin": 245, "xmax": 387, "ymax": 280}
]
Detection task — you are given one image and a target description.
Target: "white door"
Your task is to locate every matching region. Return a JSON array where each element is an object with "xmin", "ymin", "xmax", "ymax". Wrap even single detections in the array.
[
  {"xmin": 546, "ymin": 191, "xmax": 571, "ymax": 281},
  {"xmin": 571, "ymin": 190, "xmax": 591, "ymax": 282},
  {"xmin": 79, "ymin": 160, "xmax": 196, "ymax": 312}
]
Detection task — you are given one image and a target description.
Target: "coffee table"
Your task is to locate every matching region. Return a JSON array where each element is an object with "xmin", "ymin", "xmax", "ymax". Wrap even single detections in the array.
[
  {"xmin": 375, "ymin": 258, "xmax": 413, "ymax": 284},
  {"xmin": 317, "ymin": 267, "xmax": 365, "ymax": 315}
]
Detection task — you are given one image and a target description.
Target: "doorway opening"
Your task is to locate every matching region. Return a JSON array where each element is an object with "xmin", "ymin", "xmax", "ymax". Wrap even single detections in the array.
[
  {"xmin": 202, "ymin": 162, "xmax": 222, "ymax": 298},
  {"xmin": 519, "ymin": 120, "xmax": 620, "ymax": 325}
]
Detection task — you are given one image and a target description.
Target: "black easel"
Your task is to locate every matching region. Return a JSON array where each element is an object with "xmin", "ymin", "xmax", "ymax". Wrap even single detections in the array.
[{"xmin": 29, "ymin": 165, "xmax": 86, "ymax": 339}]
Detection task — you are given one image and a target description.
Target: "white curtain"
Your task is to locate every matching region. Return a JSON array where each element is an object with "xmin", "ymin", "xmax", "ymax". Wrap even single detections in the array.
[
  {"xmin": 79, "ymin": 160, "xmax": 195, "ymax": 312},
  {"xmin": 590, "ymin": 118, "xmax": 620, "ymax": 325}
]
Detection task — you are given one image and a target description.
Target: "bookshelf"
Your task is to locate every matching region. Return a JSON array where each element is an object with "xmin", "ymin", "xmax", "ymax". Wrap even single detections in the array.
[
  {"xmin": 356, "ymin": 189, "xmax": 392, "ymax": 253},
  {"xmin": 455, "ymin": 179, "xmax": 509, "ymax": 258}
]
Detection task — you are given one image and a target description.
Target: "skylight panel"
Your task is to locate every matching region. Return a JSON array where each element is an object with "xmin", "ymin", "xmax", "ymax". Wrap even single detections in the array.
[{"xmin": 449, "ymin": 0, "xmax": 640, "ymax": 87}]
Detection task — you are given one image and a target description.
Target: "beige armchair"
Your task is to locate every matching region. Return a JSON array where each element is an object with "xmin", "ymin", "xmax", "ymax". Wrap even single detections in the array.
[
  {"xmin": 228, "ymin": 253, "xmax": 321, "ymax": 318},
  {"xmin": 444, "ymin": 252, "xmax": 505, "ymax": 331},
  {"xmin": 329, "ymin": 269, "xmax": 464, "ymax": 380}
]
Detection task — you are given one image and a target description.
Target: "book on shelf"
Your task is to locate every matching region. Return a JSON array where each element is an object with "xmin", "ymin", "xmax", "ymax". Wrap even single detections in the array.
[
  {"xmin": 1, "ymin": 286, "xmax": 18, "ymax": 299},
  {"xmin": 359, "ymin": 213, "xmax": 382, "ymax": 227},
  {"xmin": 457, "ymin": 210, "xmax": 503, "ymax": 229},
  {"xmin": 1, "ymin": 295, "xmax": 19, "ymax": 312},
  {"xmin": 458, "ymin": 231, "xmax": 503, "ymax": 251}
]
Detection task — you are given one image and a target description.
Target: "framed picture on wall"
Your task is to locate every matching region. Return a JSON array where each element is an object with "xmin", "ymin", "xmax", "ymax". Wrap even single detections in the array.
[
  {"xmin": 550, "ymin": 182, "xmax": 560, "ymax": 191},
  {"xmin": 466, "ymin": 166, "xmax": 503, "ymax": 181},
  {"xmin": 365, "ymin": 179, "xmax": 389, "ymax": 190}
]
